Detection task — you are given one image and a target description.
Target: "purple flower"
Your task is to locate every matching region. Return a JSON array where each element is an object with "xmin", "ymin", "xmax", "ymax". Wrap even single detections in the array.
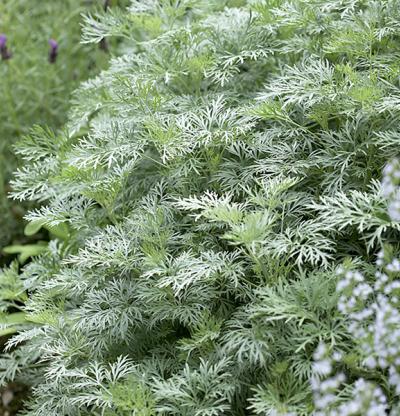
[
  {"xmin": 0, "ymin": 34, "xmax": 12, "ymax": 60},
  {"xmin": 48, "ymin": 39, "xmax": 58, "ymax": 63},
  {"xmin": 0, "ymin": 34, "xmax": 7, "ymax": 49}
]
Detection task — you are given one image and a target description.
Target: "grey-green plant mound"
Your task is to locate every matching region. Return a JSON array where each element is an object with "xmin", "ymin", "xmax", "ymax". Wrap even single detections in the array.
[{"xmin": 2, "ymin": 1, "xmax": 400, "ymax": 414}]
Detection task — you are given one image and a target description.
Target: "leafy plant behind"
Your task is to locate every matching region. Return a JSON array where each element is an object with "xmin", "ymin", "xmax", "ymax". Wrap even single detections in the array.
[{"xmin": 0, "ymin": 0, "xmax": 111, "ymax": 251}]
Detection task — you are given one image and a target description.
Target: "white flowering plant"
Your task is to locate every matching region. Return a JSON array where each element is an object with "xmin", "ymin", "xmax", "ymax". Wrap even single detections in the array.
[{"xmin": 311, "ymin": 162, "xmax": 400, "ymax": 415}]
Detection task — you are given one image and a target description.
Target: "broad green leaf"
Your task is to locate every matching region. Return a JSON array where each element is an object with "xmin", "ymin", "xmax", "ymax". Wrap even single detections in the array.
[
  {"xmin": 3, "ymin": 242, "xmax": 48, "ymax": 263},
  {"xmin": 24, "ymin": 220, "xmax": 46, "ymax": 236}
]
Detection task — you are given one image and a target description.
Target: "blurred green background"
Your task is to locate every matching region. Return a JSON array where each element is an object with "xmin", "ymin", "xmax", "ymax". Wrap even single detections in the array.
[{"xmin": 0, "ymin": 0, "xmax": 112, "ymax": 262}]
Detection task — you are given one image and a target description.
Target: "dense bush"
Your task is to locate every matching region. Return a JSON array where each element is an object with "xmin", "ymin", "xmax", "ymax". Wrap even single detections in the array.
[
  {"xmin": 2, "ymin": 0, "xmax": 400, "ymax": 414},
  {"xmin": 0, "ymin": 0, "xmax": 110, "ymax": 250}
]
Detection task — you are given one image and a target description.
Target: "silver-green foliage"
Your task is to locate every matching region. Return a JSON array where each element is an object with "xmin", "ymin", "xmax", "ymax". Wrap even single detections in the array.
[{"xmin": 3, "ymin": 0, "xmax": 400, "ymax": 414}]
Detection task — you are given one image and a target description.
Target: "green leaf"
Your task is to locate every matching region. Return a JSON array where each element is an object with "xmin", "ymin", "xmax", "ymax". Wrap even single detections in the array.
[
  {"xmin": 25, "ymin": 220, "xmax": 70, "ymax": 240},
  {"xmin": 0, "ymin": 312, "xmax": 28, "ymax": 337},
  {"xmin": 24, "ymin": 220, "xmax": 46, "ymax": 236},
  {"xmin": 44, "ymin": 223, "xmax": 70, "ymax": 241},
  {"xmin": 3, "ymin": 242, "xmax": 48, "ymax": 263}
]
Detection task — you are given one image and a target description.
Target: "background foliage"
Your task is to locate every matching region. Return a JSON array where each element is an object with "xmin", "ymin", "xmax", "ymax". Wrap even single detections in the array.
[
  {"xmin": 0, "ymin": 0, "xmax": 111, "ymax": 253},
  {"xmin": 2, "ymin": 0, "xmax": 400, "ymax": 414}
]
